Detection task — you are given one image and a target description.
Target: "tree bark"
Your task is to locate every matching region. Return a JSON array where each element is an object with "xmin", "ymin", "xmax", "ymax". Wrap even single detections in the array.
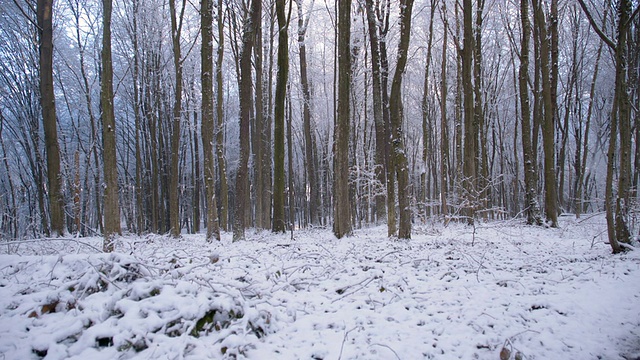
[
  {"xmin": 233, "ymin": 0, "xmax": 260, "ymax": 241},
  {"xmin": 215, "ymin": 0, "xmax": 229, "ymax": 231},
  {"xmin": 273, "ymin": 0, "xmax": 290, "ymax": 233},
  {"xmin": 297, "ymin": 0, "xmax": 319, "ymax": 226},
  {"xmin": 202, "ymin": 0, "xmax": 221, "ymax": 241},
  {"xmin": 333, "ymin": 0, "xmax": 352, "ymax": 239},
  {"xmin": 37, "ymin": 0, "xmax": 65, "ymax": 237},
  {"xmin": 389, "ymin": 0, "xmax": 414, "ymax": 239},
  {"xmin": 462, "ymin": 0, "xmax": 476, "ymax": 224},
  {"xmin": 533, "ymin": 0, "xmax": 559, "ymax": 227},
  {"xmin": 101, "ymin": 0, "xmax": 121, "ymax": 251},
  {"xmin": 169, "ymin": 0, "xmax": 186, "ymax": 238},
  {"xmin": 519, "ymin": 0, "xmax": 542, "ymax": 225}
]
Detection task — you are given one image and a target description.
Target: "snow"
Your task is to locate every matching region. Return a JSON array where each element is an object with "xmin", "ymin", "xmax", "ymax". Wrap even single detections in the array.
[{"xmin": 1, "ymin": 215, "xmax": 639, "ymax": 359}]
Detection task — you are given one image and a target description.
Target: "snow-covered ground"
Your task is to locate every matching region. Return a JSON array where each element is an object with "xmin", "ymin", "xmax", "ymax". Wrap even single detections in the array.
[{"xmin": 1, "ymin": 215, "xmax": 639, "ymax": 359}]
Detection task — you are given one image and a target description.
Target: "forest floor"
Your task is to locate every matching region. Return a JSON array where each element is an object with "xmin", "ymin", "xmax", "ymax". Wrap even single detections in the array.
[{"xmin": 1, "ymin": 214, "xmax": 639, "ymax": 359}]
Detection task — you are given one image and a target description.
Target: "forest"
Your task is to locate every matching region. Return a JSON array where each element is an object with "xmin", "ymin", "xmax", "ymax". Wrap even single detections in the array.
[
  {"xmin": 0, "ymin": 0, "xmax": 639, "ymax": 250},
  {"xmin": 2, "ymin": 1, "xmax": 640, "ymax": 358}
]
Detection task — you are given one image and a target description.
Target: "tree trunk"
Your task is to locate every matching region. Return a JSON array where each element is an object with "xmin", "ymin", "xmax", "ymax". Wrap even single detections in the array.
[
  {"xmin": 519, "ymin": 0, "xmax": 542, "ymax": 225},
  {"xmin": 333, "ymin": 0, "xmax": 352, "ymax": 239},
  {"xmin": 233, "ymin": 0, "xmax": 260, "ymax": 241},
  {"xmin": 297, "ymin": 0, "xmax": 320, "ymax": 226},
  {"xmin": 389, "ymin": 0, "xmax": 414, "ymax": 239},
  {"xmin": 421, "ymin": 0, "xmax": 436, "ymax": 219},
  {"xmin": 273, "ymin": 0, "xmax": 290, "ymax": 233},
  {"xmin": 462, "ymin": 0, "xmax": 476, "ymax": 224},
  {"xmin": 215, "ymin": 0, "xmax": 229, "ymax": 231},
  {"xmin": 202, "ymin": 0, "xmax": 220, "ymax": 241},
  {"xmin": 101, "ymin": 0, "xmax": 121, "ymax": 251},
  {"xmin": 533, "ymin": 0, "xmax": 559, "ymax": 227},
  {"xmin": 169, "ymin": 0, "xmax": 185, "ymax": 238},
  {"xmin": 440, "ymin": 0, "xmax": 450, "ymax": 220},
  {"xmin": 37, "ymin": 0, "xmax": 65, "ymax": 237}
]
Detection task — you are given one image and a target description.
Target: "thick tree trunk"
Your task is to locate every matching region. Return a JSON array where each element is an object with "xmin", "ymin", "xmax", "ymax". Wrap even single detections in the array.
[
  {"xmin": 37, "ymin": 0, "xmax": 65, "ymax": 237},
  {"xmin": 202, "ymin": 0, "xmax": 220, "ymax": 241},
  {"xmin": 519, "ymin": 0, "xmax": 542, "ymax": 226},
  {"xmin": 100, "ymin": 0, "xmax": 121, "ymax": 251},
  {"xmin": 363, "ymin": 0, "xmax": 388, "ymax": 225},
  {"xmin": 333, "ymin": 0, "xmax": 352, "ymax": 239}
]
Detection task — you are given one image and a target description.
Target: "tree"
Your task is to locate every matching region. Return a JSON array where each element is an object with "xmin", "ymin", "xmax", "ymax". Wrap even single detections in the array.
[
  {"xmin": 296, "ymin": 0, "xmax": 320, "ymax": 226},
  {"xmin": 101, "ymin": 0, "xmax": 121, "ymax": 251},
  {"xmin": 388, "ymin": 0, "xmax": 414, "ymax": 239},
  {"xmin": 201, "ymin": 0, "xmax": 221, "ymax": 241},
  {"xmin": 578, "ymin": 0, "xmax": 638, "ymax": 252},
  {"xmin": 532, "ymin": 0, "xmax": 559, "ymax": 227},
  {"xmin": 233, "ymin": 0, "xmax": 261, "ymax": 241},
  {"xmin": 168, "ymin": 0, "xmax": 186, "ymax": 238},
  {"xmin": 519, "ymin": 0, "xmax": 542, "ymax": 225},
  {"xmin": 462, "ymin": 0, "xmax": 477, "ymax": 224},
  {"xmin": 333, "ymin": 0, "xmax": 352, "ymax": 239},
  {"xmin": 37, "ymin": 0, "xmax": 65, "ymax": 237},
  {"xmin": 215, "ymin": 0, "xmax": 229, "ymax": 231},
  {"xmin": 273, "ymin": 0, "xmax": 291, "ymax": 233},
  {"xmin": 364, "ymin": 0, "xmax": 388, "ymax": 227}
]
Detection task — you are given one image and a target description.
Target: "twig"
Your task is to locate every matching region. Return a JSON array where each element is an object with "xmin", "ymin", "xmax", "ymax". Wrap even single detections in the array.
[
  {"xmin": 370, "ymin": 343, "xmax": 401, "ymax": 360},
  {"xmin": 337, "ymin": 325, "xmax": 358, "ymax": 360}
]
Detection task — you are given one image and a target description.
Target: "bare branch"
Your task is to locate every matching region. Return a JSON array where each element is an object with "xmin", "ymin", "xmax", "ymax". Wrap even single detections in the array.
[{"xmin": 576, "ymin": 0, "xmax": 616, "ymax": 50}]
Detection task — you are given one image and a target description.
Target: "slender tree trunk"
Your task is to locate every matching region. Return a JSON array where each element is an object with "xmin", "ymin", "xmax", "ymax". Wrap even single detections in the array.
[
  {"xmin": 131, "ymin": 0, "xmax": 144, "ymax": 234},
  {"xmin": 37, "ymin": 0, "xmax": 65, "ymax": 236},
  {"xmin": 101, "ymin": 0, "xmax": 121, "ymax": 251},
  {"xmin": 215, "ymin": 0, "xmax": 229, "ymax": 231},
  {"xmin": 421, "ymin": 0, "xmax": 436, "ymax": 219},
  {"xmin": 273, "ymin": 0, "xmax": 290, "ymax": 233},
  {"xmin": 333, "ymin": 0, "xmax": 352, "ymax": 239},
  {"xmin": 233, "ymin": 0, "xmax": 260, "ymax": 241},
  {"xmin": 169, "ymin": 0, "xmax": 186, "ymax": 238},
  {"xmin": 440, "ymin": 0, "xmax": 449, "ymax": 220},
  {"xmin": 389, "ymin": 0, "xmax": 414, "ymax": 239},
  {"xmin": 202, "ymin": 0, "xmax": 221, "ymax": 241},
  {"xmin": 533, "ymin": 0, "xmax": 559, "ymax": 227},
  {"xmin": 297, "ymin": 0, "xmax": 319, "ymax": 226},
  {"xmin": 462, "ymin": 0, "xmax": 476, "ymax": 224}
]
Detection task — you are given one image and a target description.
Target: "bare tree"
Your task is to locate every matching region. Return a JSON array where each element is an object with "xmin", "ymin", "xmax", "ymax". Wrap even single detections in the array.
[
  {"xmin": 273, "ymin": 0, "xmax": 291, "ymax": 233},
  {"xmin": 519, "ymin": 0, "xmax": 542, "ymax": 225},
  {"xmin": 233, "ymin": 0, "xmax": 261, "ymax": 241},
  {"xmin": 101, "ymin": 0, "xmax": 121, "ymax": 251},
  {"xmin": 202, "ymin": 0, "xmax": 221, "ymax": 241},
  {"xmin": 333, "ymin": 0, "xmax": 352, "ymax": 239},
  {"xmin": 37, "ymin": 0, "xmax": 65, "ymax": 236},
  {"xmin": 388, "ymin": 0, "xmax": 414, "ymax": 239}
]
